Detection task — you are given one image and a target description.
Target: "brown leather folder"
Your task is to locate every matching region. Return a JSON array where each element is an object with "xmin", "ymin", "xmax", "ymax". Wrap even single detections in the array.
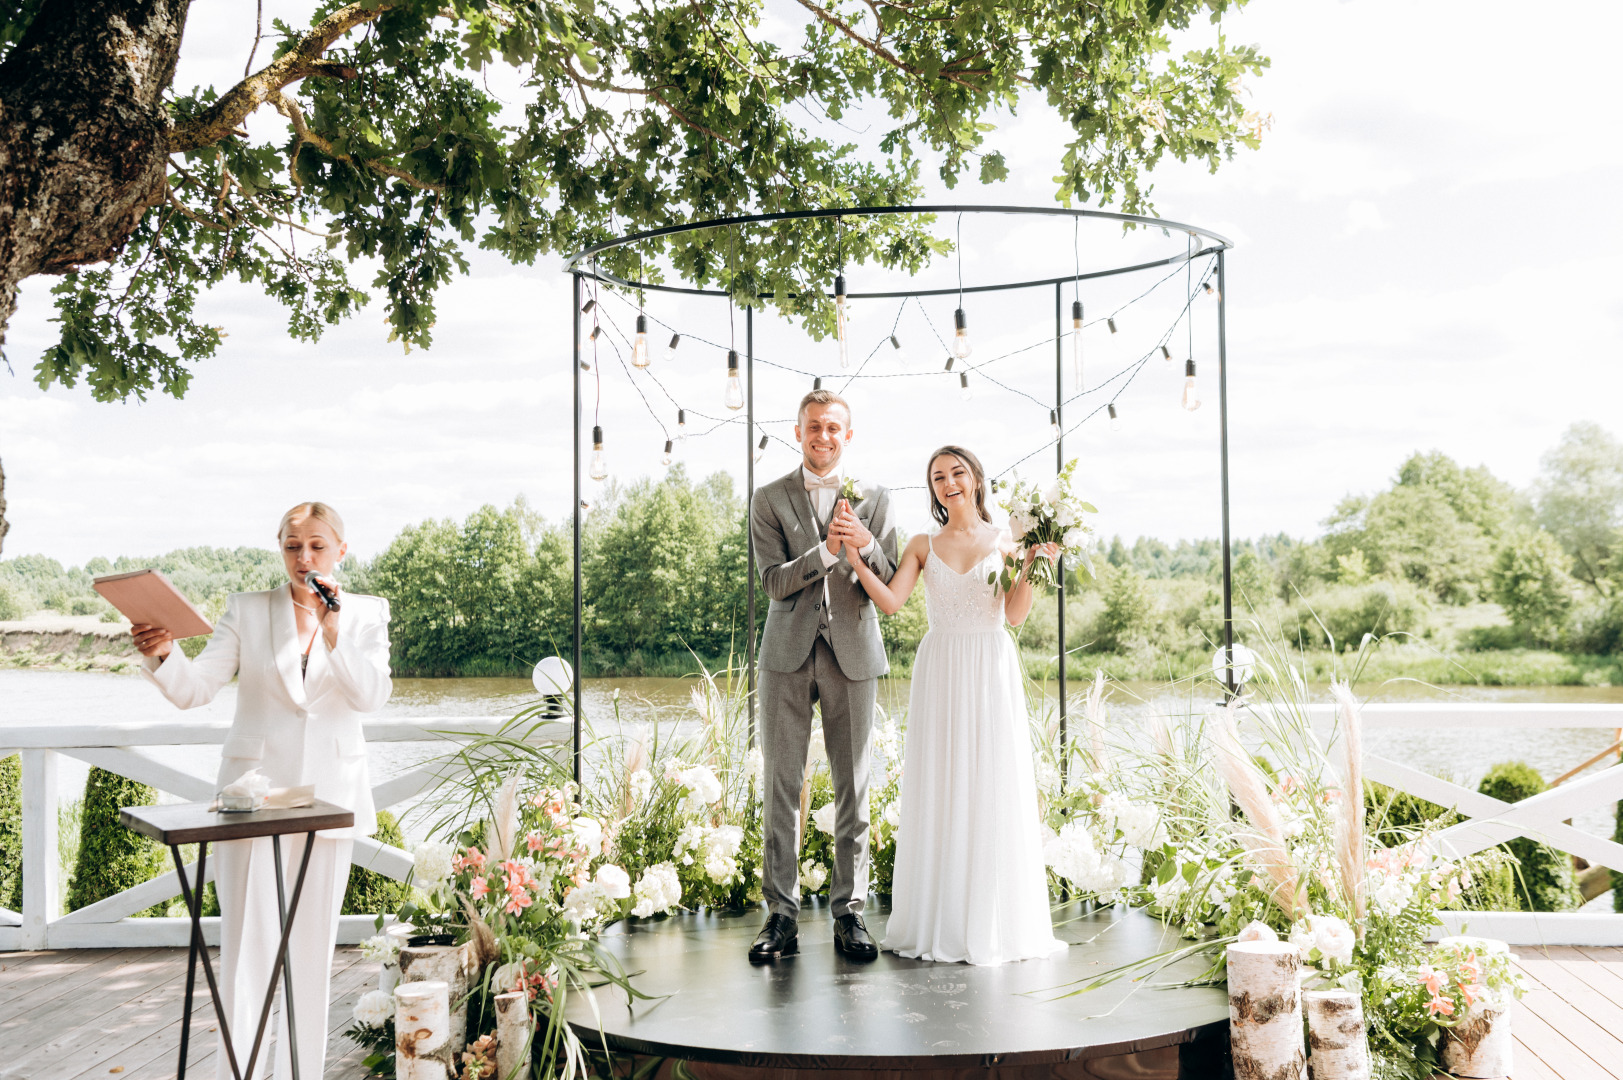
[{"xmin": 92, "ymin": 569, "xmax": 214, "ymax": 638}]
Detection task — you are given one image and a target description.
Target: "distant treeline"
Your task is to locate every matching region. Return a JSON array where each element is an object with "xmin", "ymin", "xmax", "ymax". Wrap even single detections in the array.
[{"xmin": 7, "ymin": 422, "xmax": 1623, "ymax": 680}]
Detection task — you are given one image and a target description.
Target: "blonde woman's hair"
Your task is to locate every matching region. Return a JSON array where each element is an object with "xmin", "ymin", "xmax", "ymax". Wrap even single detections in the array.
[{"xmin": 277, "ymin": 501, "xmax": 346, "ymax": 543}]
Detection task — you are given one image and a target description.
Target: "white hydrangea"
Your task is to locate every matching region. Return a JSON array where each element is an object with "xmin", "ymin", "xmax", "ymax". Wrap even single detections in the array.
[
  {"xmin": 412, "ymin": 841, "xmax": 455, "ymax": 889},
  {"xmin": 627, "ymin": 768, "xmax": 654, "ymax": 807},
  {"xmin": 1042, "ymin": 822, "xmax": 1131, "ymax": 898},
  {"xmin": 1034, "ymin": 756, "xmax": 1060, "ymax": 795},
  {"xmin": 353, "ymin": 989, "xmax": 394, "ymax": 1028},
  {"xmin": 799, "ymin": 859, "xmax": 828, "ymax": 892},
  {"xmin": 883, "ymin": 801, "xmax": 901, "ymax": 829},
  {"xmin": 811, "ymin": 800, "xmax": 838, "ymax": 836},
  {"xmin": 570, "ymin": 816, "xmax": 604, "ymax": 856},
  {"xmin": 631, "ymin": 862, "xmax": 683, "ymax": 918},
  {"xmin": 562, "ymin": 881, "xmax": 606, "ymax": 923},
  {"xmin": 359, "ymin": 933, "xmax": 399, "ymax": 965},
  {"xmin": 1099, "ymin": 793, "xmax": 1163, "ymax": 850},
  {"xmin": 672, "ymin": 824, "xmax": 743, "ymax": 884},
  {"xmin": 874, "ymin": 720, "xmax": 903, "ymax": 767},
  {"xmin": 744, "ymin": 747, "xmax": 764, "ymax": 789},
  {"xmin": 667, "ymin": 762, "xmax": 723, "ymax": 813},
  {"xmin": 595, "ymin": 863, "xmax": 631, "ymax": 900}
]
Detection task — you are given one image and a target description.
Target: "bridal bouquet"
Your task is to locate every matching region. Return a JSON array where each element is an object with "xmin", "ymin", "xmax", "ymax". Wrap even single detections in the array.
[{"xmin": 992, "ymin": 458, "xmax": 1096, "ymax": 591}]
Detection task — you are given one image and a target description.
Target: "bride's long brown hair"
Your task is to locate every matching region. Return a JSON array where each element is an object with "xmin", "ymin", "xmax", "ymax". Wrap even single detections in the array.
[{"xmin": 926, "ymin": 446, "xmax": 993, "ymax": 527}]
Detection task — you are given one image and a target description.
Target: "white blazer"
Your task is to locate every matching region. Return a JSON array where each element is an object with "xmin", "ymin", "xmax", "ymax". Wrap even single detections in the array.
[{"xmin": 142, "ymin": 587, "xmax": 392, "ymax": 839}]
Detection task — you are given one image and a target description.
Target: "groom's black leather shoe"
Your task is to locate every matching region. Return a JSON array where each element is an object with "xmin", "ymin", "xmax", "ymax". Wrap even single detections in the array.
[
  {"xmin": 833, "ymin": 913, "xmax": 878, "ymax": 961},
  {"xmin": 749, "ymin": 913, "xmax": 799, "ymax": 963}
]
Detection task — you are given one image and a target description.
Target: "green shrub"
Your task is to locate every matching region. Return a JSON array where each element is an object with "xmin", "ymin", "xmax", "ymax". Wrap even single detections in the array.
[
  {"xmin": 1566, "ymin": 598, "xmax": 1623, "ymax": 655},
  {"xmin": 64, "ymin": 768, "xmax": 169, "ymax": 916},
  {"xmin": 1096, "ymin": 564, "xmax": 1155, "ymax": 652},
  {"xmin": 1289, "ymin": 581, "xmax": 1430, "ymax": 650},
  {"xmin": 1478, "ymin": 762, "xmax": 1582, "ymax": 912},
  {"xmin": 0, "ymin": 755, "xmax": 20, "ymax": 909},
  {"xmin": 342, "ymin": 811, "xmax": 412, "ymax": 915},
  {"xmin": 1490, "ymin": 529, "xmax": 1574, "ymax": 647},
  {"xmin": 1363, "ymin": 781, "xmax": 1459, "ymax": 845},
  {"xmin": 0, "ymin": 581, "xmax": 26, "ymax": 621},
  {"xmin": 1614, "ymin": 749, "xmax": 1623, "ymax": 913}
]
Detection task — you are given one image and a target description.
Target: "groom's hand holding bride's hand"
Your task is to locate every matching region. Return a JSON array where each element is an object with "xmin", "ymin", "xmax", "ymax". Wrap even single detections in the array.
[{"xmin": 834, "ymin": 502, "xmax": 873, "ymax": 555}]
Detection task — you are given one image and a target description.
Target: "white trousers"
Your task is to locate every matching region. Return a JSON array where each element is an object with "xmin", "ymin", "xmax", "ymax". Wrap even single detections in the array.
[{"xmin": 212, "ymin": 834, "xmax": 352, "ymax": 1080}]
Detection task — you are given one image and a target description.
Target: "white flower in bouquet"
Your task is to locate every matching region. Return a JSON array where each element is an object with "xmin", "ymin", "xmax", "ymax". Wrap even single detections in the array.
[
  {"xmin": 359, "ymin": 933, "xmax": 399, "ymax": 965},
  {"xmin": 1288, "ymin": 919, "xmax": 1318, "ymax": 959},
  {"xmin": 570, "ymin": 816, "xmax": 604, "ymax": 857},
  {"xmin": 595, "ymin": 863, "xmax": 632, "ymax": 900},
  {"xmin": 703, "ymin": 851, "xmax": 739, "ymax": 884},
  {"xmin": 811, "ymin": 800, "xmax": 838, "ymax": 836},
  {"xmin": 744, "ymin": 746, "xmax": 764, "ymax": 789},
  {"xmin": 1309, "ymin": 914, "xmax": 1356, "ymax": 966},
  {"xmin": 799, "ymin": 859, "xmax": 828, "ymax": 892},
  {"xmin": 628, "ymin": 768, "xmax": 654, "ymax": 807},
  {"xmin": 1043, "ymin": 822, "xmax": 1130, "ymax": 897},
  {"xmin": 673, "ymin": 824, "xmax": 705, "ymax": 864},
  {"xmin": 883, "ymin": 801, "xmax": 901, "ymax": 829},
  {"xmin": 1033, "ymin": 756, "xmax": 1060, "ymax": 795},
  {"xmin": 412, "ymin": 841, "xmax": 455, "ymax": 889},
  {"xmin": 1043, "ymin": 482, "xmax": 1061, "ymax": 506},
  {"xmin": 354, "ymin": 989, "xmax": 394, "ymax": 1028},
  {"xmin": 562, "ymin": 881, "xmax": 606, "ymax": 922},
  {"xmin": 491, "ymin": 960, "xmax": 526, "ymax": 994},
  {"xmin": 631, "ymin": 862, "xmax": 683, "ymax": 917},
  {"xmin": 1100, "ymin": 793, "xmax": 1163, "ymax": 849},
  {"xmin": 673, "ymin": 763, "xmax": 723, "ymax": 813},
  {"xmin": 1237, "ymin": 920, "xmax": 1278, "ymax": 943},
  {"xmin": 874, "ymin": 719, "xmax": 902, "ymax": 765},
  {"xmin": 707, "ymin": 825, "xmax": 744, "ymax": 860},
  {"xmin": 1062, "ymin": 526, "xmax": 1087, "ymax": 550}
]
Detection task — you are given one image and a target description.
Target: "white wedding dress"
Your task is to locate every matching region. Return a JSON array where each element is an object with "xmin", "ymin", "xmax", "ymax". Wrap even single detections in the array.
[{"xmin": 882, "ymin": 531, "xmax": 1066, "ymax": 965}]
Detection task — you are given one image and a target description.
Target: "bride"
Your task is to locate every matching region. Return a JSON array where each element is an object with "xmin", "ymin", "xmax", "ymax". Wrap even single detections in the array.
[{"xmin": 843, "ymin": 445, "xmax": 1065, "ymax": 964}]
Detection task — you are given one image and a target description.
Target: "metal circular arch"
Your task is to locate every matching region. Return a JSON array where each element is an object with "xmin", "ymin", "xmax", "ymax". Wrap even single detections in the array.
[{"xmin": 560, "ymin": 204, "xmax": 1234, "ymax": 299}]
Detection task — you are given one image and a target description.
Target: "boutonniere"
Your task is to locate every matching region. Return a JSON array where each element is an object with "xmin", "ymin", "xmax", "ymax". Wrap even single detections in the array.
[{"xmin": 839, "ymin": 476, "xmax": 866, "ymax": 505}]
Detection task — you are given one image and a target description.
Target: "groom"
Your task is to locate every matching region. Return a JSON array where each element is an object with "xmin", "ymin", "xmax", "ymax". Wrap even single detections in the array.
[{"xmin": 749, "ymin": 388, "xmax": 896, "ymax": 963}]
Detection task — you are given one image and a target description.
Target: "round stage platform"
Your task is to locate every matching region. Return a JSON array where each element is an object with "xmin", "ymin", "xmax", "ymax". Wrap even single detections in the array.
[{"xmin": 563, "ymin": 903, "xmax": 1230, "ymax": 1077}]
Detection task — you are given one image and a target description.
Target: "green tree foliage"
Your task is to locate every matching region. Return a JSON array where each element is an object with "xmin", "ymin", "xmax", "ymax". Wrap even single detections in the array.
[
  {"xmin": 65, "ymin": 767, "xmax": 169, "ymax": 916},
  {"xmin": 1491, "ymin": 528, "xmax": 1575, "ymax": 647},
  {"xmin": 1534, "ymin": 422, "xmax": 1623, "ymax": 597},
  {"xmin": 14, "ymin": 0, "xmax": 1269, "ymax": 414},
  {"xmin": 1096, "ymin": 563, "xmax": 1155, "ymax": 651},
  {"xmin": 0, "ymin": 754, "xmax": 19, "ymax": 910},
  {"xmin": 1477, "ymin": 762, "xmax": 1582, "ymax": 913},
  {"xmin": 1287, "ymin": 582, "xmax": 1428, "ymax": 652},
  {"xmin": 342, "ymin": 811, "xmax": 411, "ymax": 916},
  {"xmin": 1324, "ymin": 485, "xmax": 1491, "ymax": 604}
]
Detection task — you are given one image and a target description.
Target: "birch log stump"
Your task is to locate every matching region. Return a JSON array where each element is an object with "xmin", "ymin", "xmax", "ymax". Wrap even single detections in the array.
[
  {"xmin": 395, "ymin": 980, "xmax": 453, "ymax": 1080},
  {"xmin": 495, "ymin": 990, "xmax": 533, "ymax": 1080},
  {"xmin": 1226, "ymin": 940, "xmax": 1306, "ymax": 1080},
  {"xmin": 1441, "ymin": 1002, "xmax": 1512, "ymax": 1078},
  {"xmin": 1304, "ymin": 989, "xmax": 1370, "ymax": 1080},
  {"xmin": 401, "ymin": 943, "xmax": 482, "ymax": 1052}
]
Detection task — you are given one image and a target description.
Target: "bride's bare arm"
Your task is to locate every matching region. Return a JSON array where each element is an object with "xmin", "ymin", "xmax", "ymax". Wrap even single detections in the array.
[
  {"xmin": 849, "ymin": 534, "xmax": 928, "ymax": 615},
  {"xmin": 1002, "ymin": 533, "xmax": 1060, "ymax": 627}
]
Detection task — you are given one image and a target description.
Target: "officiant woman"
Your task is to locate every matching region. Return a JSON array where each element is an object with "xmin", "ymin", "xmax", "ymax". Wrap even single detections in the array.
[{"xmin": 131, "ymin": 501, "xmax": 392, "ymax": 1080}]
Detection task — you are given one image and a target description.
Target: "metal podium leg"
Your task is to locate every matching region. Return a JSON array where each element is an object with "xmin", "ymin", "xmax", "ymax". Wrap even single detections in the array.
[
  {"xmin": 242, "ymin": 833, "xmax": 316, "ymax": 1080},
  {"xmin": 273, "ymin": 833, "xmax": 301, "ymax": 1080},
  {"xmin": 170, "ymin": 841, "xmax": 242, "ymax": 1080}
]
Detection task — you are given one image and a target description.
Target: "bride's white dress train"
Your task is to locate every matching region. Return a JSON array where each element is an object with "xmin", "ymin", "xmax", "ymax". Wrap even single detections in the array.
[{"xmin": 882, "ymin": 533, "xmax": 1066, "ymax": 965}]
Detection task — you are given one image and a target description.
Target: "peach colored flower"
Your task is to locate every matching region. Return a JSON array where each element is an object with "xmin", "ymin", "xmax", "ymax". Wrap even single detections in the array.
[
  {"xmin": 470, "ymin": 877, "xmax": 489, "ymax": 900},
  {"xmin": 1427, "ymin": 995, "xmax": 1455, "ymax": 1018},
  {"xmin": 1418, "ymin": 965, "xmax": 1447, "ymax": 996},
  {"xmin": 526, "ymin": 832, "xmax": 544, "ymax": 852},
  {"xmin": 504, "ymin": 890, "xmax": 532, "ymax": 915}
]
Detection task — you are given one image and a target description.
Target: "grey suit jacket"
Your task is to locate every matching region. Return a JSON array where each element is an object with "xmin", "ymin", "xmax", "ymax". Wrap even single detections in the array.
[{"xmin": 751, "ymin": 468, "xmax": 898, "ymax": 681}]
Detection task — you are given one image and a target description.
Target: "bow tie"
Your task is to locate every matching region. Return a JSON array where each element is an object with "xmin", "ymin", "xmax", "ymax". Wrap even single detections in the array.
[{"xmin": 804, "ymin": 473, "xmax": 840, "ymax": 492}]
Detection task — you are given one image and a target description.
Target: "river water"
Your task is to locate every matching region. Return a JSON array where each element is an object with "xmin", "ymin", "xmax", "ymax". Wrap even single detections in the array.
[{"xmin": 4, "ymin": 669, "xmax": 1621, "ymax": 856}]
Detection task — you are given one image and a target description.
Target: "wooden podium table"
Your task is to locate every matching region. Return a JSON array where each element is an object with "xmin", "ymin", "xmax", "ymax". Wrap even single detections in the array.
[{"xmin": 120, "ymin": 801, "xmax": 354, "ymax": 1080}]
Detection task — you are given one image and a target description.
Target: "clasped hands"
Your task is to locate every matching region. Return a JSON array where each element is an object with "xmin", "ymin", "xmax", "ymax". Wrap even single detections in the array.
[{"xmin": 824, "ymin": 499, "xmax": 874, "ymax": 560}]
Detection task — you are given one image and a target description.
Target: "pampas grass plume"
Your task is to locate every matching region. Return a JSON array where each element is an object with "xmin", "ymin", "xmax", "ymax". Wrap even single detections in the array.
[
  {"xmin": 1209, "ymin": 702, "xmax": 1303, "ymax": 919},
  {"xmin": 1331, "ymin": 680, "xmax": 1367, "ymax": 930}
]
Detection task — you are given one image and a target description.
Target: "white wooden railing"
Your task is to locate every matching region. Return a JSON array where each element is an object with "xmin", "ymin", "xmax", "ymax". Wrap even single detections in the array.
[
  {"xmin": 0, "ymin": 717, "xmax": 568, "ymax": 951},
  {"xmin": 3, "ymin": 704, "xmax": 1621, "ymax": 948},
  {"xmin": 1304, "ymin": 702, "xmax": 1623, "ymax": 946}
]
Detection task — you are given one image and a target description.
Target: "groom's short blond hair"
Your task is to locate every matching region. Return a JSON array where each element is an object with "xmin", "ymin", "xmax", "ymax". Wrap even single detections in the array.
[{"xmin": 797, "ymin": 388, "xmax": 852, "ymax": 425}]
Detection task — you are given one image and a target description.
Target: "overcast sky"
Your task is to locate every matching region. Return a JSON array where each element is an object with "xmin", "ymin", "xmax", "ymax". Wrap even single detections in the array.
[{"xmin": 3, "ymin": 0, "xmax": 1621, "ymax": 566}]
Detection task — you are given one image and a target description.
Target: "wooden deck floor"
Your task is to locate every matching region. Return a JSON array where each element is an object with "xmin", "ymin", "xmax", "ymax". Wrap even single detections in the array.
[{"xmin": 1, "ymin": 944, "xmax": 1619, "ymax": 1078}]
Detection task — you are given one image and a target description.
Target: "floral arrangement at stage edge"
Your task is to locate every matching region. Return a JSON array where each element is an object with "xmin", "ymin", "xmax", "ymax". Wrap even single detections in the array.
[{"xmin": 992, "ymin": 457, "xmax": 1096, "ymax": 592}]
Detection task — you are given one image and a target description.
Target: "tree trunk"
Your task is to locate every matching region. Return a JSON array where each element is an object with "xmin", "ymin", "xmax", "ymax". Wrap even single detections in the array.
[
  {"xmin": 1226, "ymin": 940, "xmax": 1306, "ymax": 1080},
  {"xmin": 399, "ymin": 942, "xmax": 481, "ymax": 1054},
  {"xmin": 494, "ymin": 990, "xmax": 532, "ymax": 1080},
  {"xmin": 395, "ymin": 980, "xmax": 454, "ymax": 1080},
  {"xmin": 1441, "ymin": 1001, "xmax": 1512, "ymax": 1078},
  {"xmin": 1304, "ymin": 989, "xmax": 1370, "ymax": 1080},
  {"xmin": 0, "ymin": 0, "xmax": 186, "ymax": 345}
]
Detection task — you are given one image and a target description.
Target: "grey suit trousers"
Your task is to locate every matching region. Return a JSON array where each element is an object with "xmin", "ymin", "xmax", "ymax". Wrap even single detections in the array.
[{"xmin": 758, "ymin": 636, "xmax": 875, "ymax": 920}]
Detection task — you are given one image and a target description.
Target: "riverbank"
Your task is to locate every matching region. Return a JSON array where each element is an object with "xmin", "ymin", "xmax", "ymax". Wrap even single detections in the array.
[{"xmin": 0, "ymin": 616, "xmax": 140, "ymax": 674}]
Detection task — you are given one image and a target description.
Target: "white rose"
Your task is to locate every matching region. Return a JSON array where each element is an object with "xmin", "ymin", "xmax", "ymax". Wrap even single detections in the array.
[
  {"xmin": 354, "ymin": 989, "xmax": 394, "ymax": 1028},
  {"xmin": 1056, "ymin": 504, "xmax": 1077, "ymax": 528},
  {"xmin": 744, "ymin": 746, "xmax": 764, "ymax": 788},
  {"xmin": 411, "ymin": 841, "xmax": 455, "ymax": 889},
  {"xmin": 1310, "ymin": 914, "xmax": 1356, "ymax": 967},
  {"xmin": 1288, "ymin": 920, "xmax": 1318, "ymax": 961},
  {"xmin": 596, "ymin": 863, "xmax": 632, "ymax": 900},
  {"xmin": 1062, "ymin": 526, "xmax": 1086, "ymax": 550},
  {"xmin": 1237, "ymin": 921, "xmax": 1277, "ymax": 943},
  {"xmin": 883, "ymin": 801, "xmax": 901, "ymax": 828},
  {"xmin": 491, "ymin": 960, "xmax": 526, "ymax": 994},
  {"xmin": 571, "ymin": 817, "xmax": 604, "ymax": 856},
  {"xmin": 811, "ymin": 801, "xmax": 838, "ymax": 836}
]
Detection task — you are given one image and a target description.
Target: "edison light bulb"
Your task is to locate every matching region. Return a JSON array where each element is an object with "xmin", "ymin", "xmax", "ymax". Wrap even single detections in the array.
[
  {"xmin": 660, "ymin": 440, "xmax": 674, "ymax": 467},
  {"xmin": 1108, "ymin": 403, "xmax": 1121, "ymax": 431},
  {"xmin": 1203, "ymin": 281, "xmax": 1221, "ymax": 301},
  {"xmin": 755, "ymin": 435, "xmax": 768, "ymax": 463},
  {"xmin": 1181, "ymin": 359, "xmax": 1202, "ymax": 412},
  {"xmin": 1070, "ymin": 300, "xmax": 1083, "ymax": 388},
  {"xmin": 835, "ymin": 274, "xmax": 850, "ymax": 369},
  {"xmin": 676, "ymin": 409, "xmax": 687, "ymax": 441},
  {"xmin": 632, "ymin": 314, "xmax": 650, "ymax": 368},
  {"xmin": 724, "ymin": 350, "xmax": 744, "ymax": 410},
  {"xmin": 959, "ymin": 373, "xmax": 973, "ymax": 400},
  {"xmin": 952, "ymin": 308, "xmax": 973, "ymax": 359},
  {"xmin": 890, "ymin": 333, "xmax": 905, "ymax": 366},
  {"xmin": 1160, "ymin": 344, "xmax": 1172, "ymax": 361},
  {"xmin": 664, "ymin": 333, "xmax": 681, "ymax": 362},
  {"xmin": 589, "ymin": 425, "xmax": 608, "ymax": 480},
  {"xmin": 1049, "ymin": 409, "xmax": 1062, "ymax": 444},
  {"xmin": 1107, "ymin": 316, "xmax": 1118, "ymax": 334}
]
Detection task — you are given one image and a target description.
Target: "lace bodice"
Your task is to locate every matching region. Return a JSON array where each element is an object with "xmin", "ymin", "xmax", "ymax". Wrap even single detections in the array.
[{"xmin": 922, "ymin": 534, "xmax": 1006, "ymax": 634}]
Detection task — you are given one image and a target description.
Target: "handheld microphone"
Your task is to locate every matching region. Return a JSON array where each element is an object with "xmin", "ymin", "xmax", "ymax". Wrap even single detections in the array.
[{"xmin": 304, "ymin": 572, "xmax": 342, "ymax": 612}]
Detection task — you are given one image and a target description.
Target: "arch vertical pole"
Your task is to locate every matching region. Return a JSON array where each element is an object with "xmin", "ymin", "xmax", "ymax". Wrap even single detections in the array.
[
  {"xmin": 571, "ymin": 271, "xmax": 584, "ymax": 786},
  {"xmin": 1054, "ymin": 282, "xmax": 1067, "ymax": 784},
  {"xmin": 1217, "ymin": 251, "xmax": 1235, "ymax": 696},
  {"xmin": 746, "ymin": 304, "xmax": 757, "ymax": 743}
]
